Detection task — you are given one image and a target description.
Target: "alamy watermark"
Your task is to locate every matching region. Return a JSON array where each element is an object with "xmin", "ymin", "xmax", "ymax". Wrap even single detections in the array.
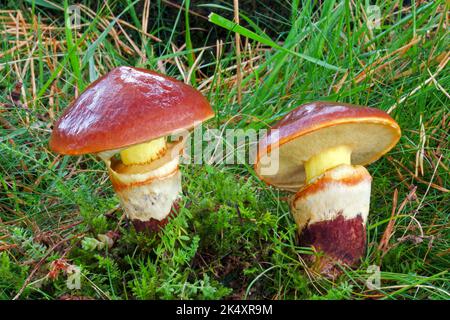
[
  {"xmin": 167, "ymin": 123, "xmax": 280, "ymax": 175},
  {"xmin": 366, "ymin": 265, "xmax": 381, "ymax": 290},
  {"xmin": 366, "ymin": 5, "xmax": 381, "ymax": 30},
  {"xmin": 66, "ymin": 265, "xmax": 81, "ymax": 290},
  {"xmin": 67, "ymin": 5, "xmax": 81, "ymax": 29}
]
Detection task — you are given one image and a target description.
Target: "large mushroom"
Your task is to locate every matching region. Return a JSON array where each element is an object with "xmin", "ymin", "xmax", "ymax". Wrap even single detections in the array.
[
  {"xmin": 50, "ymin": 66, "xmax": 214, "ymax": 232},
  {"xmin": 255, "ymin": 102, "xmax": 401, "ymax": 273}
]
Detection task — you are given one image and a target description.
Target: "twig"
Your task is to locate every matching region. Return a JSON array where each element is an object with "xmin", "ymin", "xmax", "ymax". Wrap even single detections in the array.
[{"xmin": 378, "ymin": 189, "xmax": 399, "ymax": 254}]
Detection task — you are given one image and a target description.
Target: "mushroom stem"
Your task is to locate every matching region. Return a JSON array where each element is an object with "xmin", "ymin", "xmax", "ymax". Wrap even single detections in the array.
[
  {"xmin": 104, "ymin": 140, "xmax": 183, "ymax": 232},
  {"xmin": 304, "ymin": 145, "xmax": 352, "ymax": 183},
  {"xmin": 292, "ymin": 164, "xmax": 371, "ymax": 276},
  {"xmin": 120, "ymin": 137, "xmax": 167, "ymax": 165}
]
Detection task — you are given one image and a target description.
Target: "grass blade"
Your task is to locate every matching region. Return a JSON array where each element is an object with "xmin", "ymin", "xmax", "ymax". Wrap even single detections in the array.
[{"xmin": 208, "ymin": 12, "xmax": 346, "ymax": 72}]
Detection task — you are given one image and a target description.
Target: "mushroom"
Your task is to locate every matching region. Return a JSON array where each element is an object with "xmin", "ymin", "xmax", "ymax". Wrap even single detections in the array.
[
  {"xmin": 255, "ymin": 102, "xmax": 401, "ymax": 272},
  {"xmin": 50, "ymin": 66, "xmax": 214, "ymax": 232}
]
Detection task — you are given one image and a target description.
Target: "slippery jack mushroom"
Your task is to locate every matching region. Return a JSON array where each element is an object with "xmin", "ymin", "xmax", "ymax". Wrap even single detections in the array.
[
  {"xmin": 50, "ymin": 66, "xmax": 214, "ymax": 232},
  {"xmin": 255, "ymin": 102, "xmax": 401, "ymax": 274}
]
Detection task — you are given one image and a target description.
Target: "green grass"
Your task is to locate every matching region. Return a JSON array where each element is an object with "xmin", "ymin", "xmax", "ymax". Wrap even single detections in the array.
[{"xmin": 0, "ymin": 0, "xmax": 449, "ymax": 300}]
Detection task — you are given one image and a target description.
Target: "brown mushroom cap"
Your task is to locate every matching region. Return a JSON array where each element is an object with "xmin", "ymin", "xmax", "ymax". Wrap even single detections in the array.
[
  {"xmin": 255, "ymin": 101, "xmax": 401, "ymax": 191},
  {"xmin": 50, "ymin": 66, "xmax": 214, "ymax": 155}
]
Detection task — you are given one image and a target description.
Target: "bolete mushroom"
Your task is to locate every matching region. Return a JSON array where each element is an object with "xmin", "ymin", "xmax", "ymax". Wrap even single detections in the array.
[
  {"xmin": 50, "ymin": 66, "xmax": 214, "ymax": 232},
  {"xmin": 255, "ymin": 102, "xmax": 401, "ymax": 272}
]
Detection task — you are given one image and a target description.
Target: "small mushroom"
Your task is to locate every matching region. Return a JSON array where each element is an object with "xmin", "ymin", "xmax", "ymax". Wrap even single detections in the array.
[
  {"xmin": 255, "ymin": 102, "xmax": 401, "ymax": 272},
  {"xmin": 50, "ymin": 66, "xmax": 214, "ymax": 232}
]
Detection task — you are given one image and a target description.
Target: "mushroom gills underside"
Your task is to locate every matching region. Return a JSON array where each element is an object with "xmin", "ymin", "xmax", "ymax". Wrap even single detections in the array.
[{"xmin": 257, "ymin": 121, "xmax": 400, "ymax": 191}]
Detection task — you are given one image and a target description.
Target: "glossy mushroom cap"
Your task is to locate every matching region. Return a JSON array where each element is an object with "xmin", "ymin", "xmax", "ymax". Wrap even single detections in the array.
[
  {"xmin": 50, "ymin": 66, "xmax": 214, "ymax": 155},
  {"xmin": 255, "ymin": 102, "xmax": 401, "ymax": 191}
]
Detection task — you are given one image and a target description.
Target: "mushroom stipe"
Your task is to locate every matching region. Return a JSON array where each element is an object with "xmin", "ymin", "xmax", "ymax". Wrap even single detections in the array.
[
  {"xmin": 300, "ymin": 214, "xmax": 366, "ymax": 276},
  {"xmin": 132, "ymin": 201, "xmax": 180, "ymax": 233}
]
